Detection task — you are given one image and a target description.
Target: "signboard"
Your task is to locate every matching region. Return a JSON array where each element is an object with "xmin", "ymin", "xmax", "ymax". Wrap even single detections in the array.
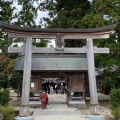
[{"xmin": 31, "ymin": 83, "xmax": 34, "ymax": 88}]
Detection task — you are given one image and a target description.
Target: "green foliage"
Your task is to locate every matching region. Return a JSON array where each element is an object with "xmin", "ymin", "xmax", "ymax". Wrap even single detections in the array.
[
  {"xmin": 0, "ymin": 89, "xmax": 11, "ymax": 106},
  {"xmin": 15, "ymin": 0, "xmax": 38, "ymax": 27},
  {"xmin": 0, "ymin": 0, "xmax": 42, "ymax": 89},
  {"xmin": 0, "ymin": 105, "xmax": 15, "ymax": 120},
  {"xmin": 111, "ymin": 107, "xmax": 120, "ymax": 120},
  {"xmin": 10, "ymin": 72, "xmax": 22, "ymax": 89},
  {"xmin": 0, "ymin": 54, "xmax": 13, "ymax": 88},
  {"xmin": 109, "ymin": 89, "xmax": 120, "ymax": 119},
  {"xmin": 40, "ymin": 0, "xmax": 90, "ymax": 28},
  {"xmin": 102, "ymin": 77, "xmax": 116, "ymax": 89},
  {"xmin": 0, "ymin": 0, "xmax": 15, "ymax": 22},
  {"xmin": 82, "ymin": 0, "xmax": 120, "ymax": 91},
  {"xmin": 0, "ymin": 0, "xmax": 15, "ymax": 53},
  {"xmin": 82, "ymin": 13, "xmax": 106, "ymax": 28},
  {"xmin": 33, "ymin": 39, "xmax": 50, "ymax": 47}
]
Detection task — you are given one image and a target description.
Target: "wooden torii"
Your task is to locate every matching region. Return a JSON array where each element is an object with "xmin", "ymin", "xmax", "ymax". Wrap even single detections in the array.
[
  {"xmin": 0, "ymin": 49, "xmax": 2, "ymax": 53},
  {"xmin": 0, "ymin": 22, "xmax": 116, "ymax": 117}
]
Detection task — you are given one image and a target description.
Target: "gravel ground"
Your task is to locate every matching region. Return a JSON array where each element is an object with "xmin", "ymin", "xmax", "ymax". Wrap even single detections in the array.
[{"xmin": 80, "ymin": 101, "xmax": 115, "ymax": 120}]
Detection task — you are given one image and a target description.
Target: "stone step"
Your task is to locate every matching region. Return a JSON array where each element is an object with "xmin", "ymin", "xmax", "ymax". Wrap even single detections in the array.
[{"xmin": 33, "ymin": 109, "xmax": 89, "ymax": 120}]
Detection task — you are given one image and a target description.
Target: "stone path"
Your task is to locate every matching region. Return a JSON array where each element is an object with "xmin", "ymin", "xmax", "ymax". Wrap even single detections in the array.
[
  {"xmin": 9, "ymin": 91, "xmax": 113, "ymax": 120},
  {"xmin": 33, "ymin": 93, "xmax": 89, "ymax": 120}
]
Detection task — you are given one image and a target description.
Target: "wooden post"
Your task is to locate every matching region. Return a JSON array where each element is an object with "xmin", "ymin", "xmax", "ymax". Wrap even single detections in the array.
[
  {"xmin": 0, "ymin": 49, "xmax": 2, "ymax": 53},
  {"xmin": 86, "ymin": 38, "xmax": 99, "ymax": 115},
  {"xmin": 19, "ymin": 37, "xmax": 32, "ymax": 116}
]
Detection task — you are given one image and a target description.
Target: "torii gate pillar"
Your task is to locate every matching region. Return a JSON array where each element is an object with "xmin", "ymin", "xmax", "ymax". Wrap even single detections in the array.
[
  {"xmin": 87, "ymin": 38, "xmax": 99, "ymax": 114},
  {"xmin": 19, "ymin": 37, "xmax": 32, "ymax": 117},
  {"xmin": 0, "ymin": 49, "xmax": 2, "ymax": 53}
]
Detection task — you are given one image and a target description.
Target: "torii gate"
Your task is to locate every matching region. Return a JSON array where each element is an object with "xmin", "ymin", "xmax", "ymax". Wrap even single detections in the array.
[{"xmin": 0, "ymin": 22, "xmax": 116, "ymax": 118}]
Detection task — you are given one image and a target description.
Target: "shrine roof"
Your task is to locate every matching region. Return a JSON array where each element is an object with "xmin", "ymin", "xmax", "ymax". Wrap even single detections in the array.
[
  {"xmin": 14, "ymin": 55, "xmax": 88, "ymax": 71},
  {"xmin": 0, "ymin": 22, "xmax": 116, "ymax": 33}
]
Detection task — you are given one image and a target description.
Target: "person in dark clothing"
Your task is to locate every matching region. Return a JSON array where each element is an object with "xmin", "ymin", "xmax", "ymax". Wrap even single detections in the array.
[
  {"xmin": 60, "ymin": 85, "xmax": 65, "ymax": 94},
  {"xmin": 55, "ymin": 84, "xmax": 58, "ymax": 94}
]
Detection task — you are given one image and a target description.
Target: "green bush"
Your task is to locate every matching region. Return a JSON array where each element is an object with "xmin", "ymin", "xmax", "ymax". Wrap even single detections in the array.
[
  {"xmin": 0, "ymin": 89, "xmax": 11, "ymax": 105},
  {"xmin": 109, "ymin": 88, "xmax": 120, "ymax": 119},
  {"xmin": 111, "ymin": 107, "xmax": 120, "ymax": 119},
  {"xmin": 0, "ymin": 105, "xmax": 15, "ymax": 120}
]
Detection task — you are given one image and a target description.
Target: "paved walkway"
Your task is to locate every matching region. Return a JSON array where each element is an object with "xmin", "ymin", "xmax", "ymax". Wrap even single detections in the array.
[
  {"xmin": 33, "ymin": 93, "xmax": 89, "ymax": 120},
  {"xmin": 9, "ymin": 91, "xmax": 113, "ymax": 120}
]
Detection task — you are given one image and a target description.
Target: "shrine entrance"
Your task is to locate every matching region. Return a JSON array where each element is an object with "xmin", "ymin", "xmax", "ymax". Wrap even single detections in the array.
[
  {"xmin": 0, "ymin": 22, "xmax": 116, "ymax": 117},
  {"xmin": 14, "ymin": 54, "xmax": 88, "ymax": 108}
]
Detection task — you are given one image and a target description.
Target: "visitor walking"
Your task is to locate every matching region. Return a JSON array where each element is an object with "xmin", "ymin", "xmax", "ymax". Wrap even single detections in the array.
[{"xmin": 40, "ymin": 90, "xmax": 48, "ymax": 110}]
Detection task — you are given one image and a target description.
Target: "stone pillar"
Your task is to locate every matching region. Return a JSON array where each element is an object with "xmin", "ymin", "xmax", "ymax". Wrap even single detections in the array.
[
  {"xmin": 19, "ymin": 37, "xmax": 32, "ymax": 116},
  {"xmin": 0, "ymin": 49, "xmax": 2, "ymax": 53},
  {"xmin": 86, "ymin": 38, "xmax": 99, "ymax": 115}
]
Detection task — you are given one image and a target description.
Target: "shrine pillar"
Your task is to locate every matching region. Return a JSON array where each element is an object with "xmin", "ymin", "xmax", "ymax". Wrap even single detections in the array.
[
  {"xmin": 86, "ymin": 38, "xmax": 99, "ymax": 115},
  {"xmin": 19, "ymin": 37, "xmax": 32, "ymax": 116}
]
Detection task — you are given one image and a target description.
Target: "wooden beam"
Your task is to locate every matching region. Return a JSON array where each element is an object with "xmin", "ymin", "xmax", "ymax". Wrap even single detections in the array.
[
  {"xmin": 8, "ymin": 46, "xmax": 109, "ymax": 53},
  {"xmin": 8, "ymin": 32, "xmax": 110, "ymax": 39}
]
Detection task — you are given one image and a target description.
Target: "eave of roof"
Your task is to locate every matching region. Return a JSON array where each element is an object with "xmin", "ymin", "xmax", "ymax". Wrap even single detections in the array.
[
  {"xmin": 0, "ymin": 22, "xmax": 116, "ymax": 33},
  {"xmin": 14, "ymin": 57, "xmax": 88, "ymax": 71}
]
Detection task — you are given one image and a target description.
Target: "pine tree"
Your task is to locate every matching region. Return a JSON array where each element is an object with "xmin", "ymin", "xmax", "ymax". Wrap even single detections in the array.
[
  {"xmin": 82, "ymin": 0, "xmax": 120, "ymax": 90},
  {"xmin": 39, "ymin": 0, "xmax": 90, "ymax": 28},
  {"xmin": 38, "ymin": 0, "xmax": 90, "ymax": 47},
  {"xmin": 15, "ymin": 0, "xmax": 38, "ymax": 27}
]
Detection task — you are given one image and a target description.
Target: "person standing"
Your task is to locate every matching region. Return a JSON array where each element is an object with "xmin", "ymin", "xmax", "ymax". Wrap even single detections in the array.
[
  {"xmin": 40, "ymin": 90, "xmax": 48, "ymax": 110},
  {"xmin": 55, "ymin": 84, "xmax": 58, "ymax": 94},
  {"xmin": 60, "ymin": 85, "xmax": 64, "ymax": 94},
  {"xmin": 65, "ymin": 85, "xmax": 67, "ymax": 94},
  {"xmin": 50, "ymin": 85, "xmax": 53, "ymax": 94},
  {"xmin": 47, "ymin": 85, "xmax": 50, "ymax": 94}
]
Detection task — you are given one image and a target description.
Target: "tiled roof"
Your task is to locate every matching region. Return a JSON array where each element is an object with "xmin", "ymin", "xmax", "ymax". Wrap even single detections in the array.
[{"xmin": 14, "ymin": 56, "xmax": 88, "ymax": 71}]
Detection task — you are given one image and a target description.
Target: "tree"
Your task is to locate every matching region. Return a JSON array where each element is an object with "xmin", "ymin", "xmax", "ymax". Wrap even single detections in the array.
[
  {"xmin": 0, "ymin": 0, "xmax": 16, "ymax": 53},
  {"xmin": 82, "ymin": 0, "xmax": 120, "ymax": 91},
  {"xmin": 39, "ymin": 0, "xmax": 90, "ymax": 28},
  {"xmin": 0, "ymin": 0, "xmax": 16, "ymax": 89},
  {"xmin": 38, "ymin": 0, "xmax": 90, "ymax": 47},
  {"xmin": 0, "ymin": 0, "xmax": 47, "ymax": 89},
  {"xmin": 14, "ymin": 0, "xmax": 38, "ymax": 27},
  {"xmin": 0, "ymin": 0, "xmax": 15, "ymax": 23},
  {"xmin": 0, "ymin": 54, "xmax": 10, "ymax": 88}
]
